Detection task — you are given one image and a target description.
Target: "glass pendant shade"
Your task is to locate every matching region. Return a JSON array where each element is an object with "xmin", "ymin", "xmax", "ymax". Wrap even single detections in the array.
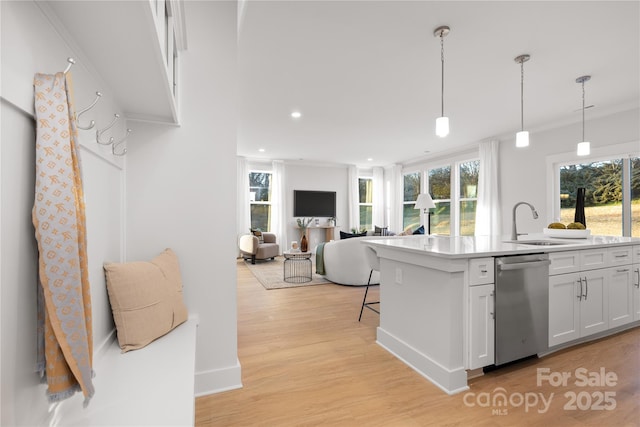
[
  {"xmin": 516, "ymin": 130, "xmax": 529, "ymax": 148},
  {"xmin": 577, "ymin": 141, "xmax": 590, "ymax": 156},
  {"xmin": 436, "ymin": 116, "xmax": 449, "ymax": 137}
]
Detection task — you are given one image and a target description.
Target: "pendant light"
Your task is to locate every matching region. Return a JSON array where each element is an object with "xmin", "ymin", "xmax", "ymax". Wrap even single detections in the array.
[
  {"xmin": 514, "ymin": 54, "xmax": 530, "ymax": 147},
  {"xmin": 576, "ymin": 75, "xmax": 591, "ymax": 156},
  {"xmin": 434, "ymin": 26, "xmax": 450, "ymax": 137}
]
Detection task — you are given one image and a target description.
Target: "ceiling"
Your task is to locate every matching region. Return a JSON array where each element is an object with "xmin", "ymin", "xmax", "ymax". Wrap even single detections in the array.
[{"xmin": 238, "ymin": 1, "xmax": 640, "ymax": 168}]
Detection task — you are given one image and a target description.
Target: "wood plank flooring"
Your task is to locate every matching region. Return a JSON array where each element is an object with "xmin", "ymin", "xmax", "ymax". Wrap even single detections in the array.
[{"xmin": 195, "ymin": 259, "xmax": 640, "ymax": 426}]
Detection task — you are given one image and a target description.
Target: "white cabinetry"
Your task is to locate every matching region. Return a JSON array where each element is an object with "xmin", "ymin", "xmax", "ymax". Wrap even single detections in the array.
[
  {"xmin": 607, "ymin": 246, "xmax": 634, "ymax": 328},
  {"xmin": 43, "ymin": 1, "xmax": 185, "ymax": 124},
  {"xmin": 632, "ymin": 245, "xmax": 640, "ymax": 321},
  {"xmin": 468, "ymin": 258, "xmax": 494, "ymax": 369},
  {"xmin": 549, "ymin": 246, "xmax": 637, "ymax": 347},
  {"xmin": 549, "ymin": 249, "xmax": 609, "ymax": 347}
]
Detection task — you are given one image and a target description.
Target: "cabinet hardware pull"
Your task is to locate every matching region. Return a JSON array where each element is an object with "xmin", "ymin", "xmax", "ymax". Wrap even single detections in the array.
[
  {"xmin": 616, "ymin": 268, "xmax": 629, "ymax": 273},
  {"xmin": 583, "ymin": 277, "xmax": 588, "ymax": 300},
  {"xmin": 577, "ymin": 277, "xmax": 583, "ymax": 301},
  {"xmin": 635, "ymin": 268, "xmax": 639, "ymax": 288},
  {"xmin": 614, "ymin": 254, "xmax": 628, "ymax": 258},
  {"xmin": 480, "ymin": 269, "xmax": 487, "ymax": 273}
]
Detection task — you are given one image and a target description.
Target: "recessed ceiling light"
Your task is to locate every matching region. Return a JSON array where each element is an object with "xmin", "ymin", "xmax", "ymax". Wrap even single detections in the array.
[
  {"xmin": 291, "ymin": 111, "xmax": 302, "ymax": 119},
  {"xmin": 258, "ymin": 148, "xmax": 265, "ymax": 152},
  {"xmin": 367, "ymin": 158, "xmax": 373, "ymax": 162}
]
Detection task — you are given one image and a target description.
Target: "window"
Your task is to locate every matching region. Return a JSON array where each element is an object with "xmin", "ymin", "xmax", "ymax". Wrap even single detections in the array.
[
  {"xmin": 458, "ymin": 160, "xmax": 479, "ymax": 236},
  {"xmin": 359, "ymin": 178, "xmax": 373, "ymax": 231},
  {"xmin": 402, "ymin": 172, "xmax": 421, "ymax": 230},
  {"xmin": 558, "ymin": 156, "xmax": 639, "ymax": 237},
  {"xmin": 402, "ymin": 156, "xmax": 480, "ymax": 236},
  {"xmin": 249, "ymin": 172, "xmax": 272, "ymax": 231},
  {"xmin": 428, "ymin": 166, "xmax": 451, "ymax": 235}
]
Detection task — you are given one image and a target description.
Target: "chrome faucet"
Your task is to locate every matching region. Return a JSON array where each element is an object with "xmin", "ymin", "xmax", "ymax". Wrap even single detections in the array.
[{"xmin": 511, "ymin": 201, "xmax": 539, "ymax": 240}]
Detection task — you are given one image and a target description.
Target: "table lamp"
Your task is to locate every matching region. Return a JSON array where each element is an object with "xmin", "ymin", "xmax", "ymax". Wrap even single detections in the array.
[{"xmin": 414, "ymin": 193, "xmax": 436, "ymax": 234}]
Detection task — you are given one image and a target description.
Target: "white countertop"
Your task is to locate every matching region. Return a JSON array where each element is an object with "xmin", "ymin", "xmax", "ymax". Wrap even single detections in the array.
[{"xmin": 364, "ymin": 233, "xmax": 640, "ymax": 259}]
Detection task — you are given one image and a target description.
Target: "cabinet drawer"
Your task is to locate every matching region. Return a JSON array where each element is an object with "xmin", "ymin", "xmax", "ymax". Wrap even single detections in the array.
[
  {"xmin": 469, "ymin": 257, "xmax": 494, "ymax": 286},
  {"xmin": 580, "ymin": 249, "xmax": 608, "ymax": 270},
  {"xmin": 549, "ymin": 251, "xmax": 580, "ymax": 275},
  {"xmin": 608, "ymin": 246, "xmax": 633, "ymax": 266},
  {"xmin": 634, "ymin": 245, "xmax": 640, "ymax": 264}
]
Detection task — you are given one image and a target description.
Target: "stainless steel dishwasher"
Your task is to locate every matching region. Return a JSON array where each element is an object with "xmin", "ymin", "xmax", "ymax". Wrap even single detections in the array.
[{"xmin": 495, "ymin": 253, "xmax": 551, "ymax": 365}]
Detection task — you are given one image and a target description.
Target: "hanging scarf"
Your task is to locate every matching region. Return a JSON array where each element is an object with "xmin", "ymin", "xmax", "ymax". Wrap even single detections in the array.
[{"xmin": 33, "ymin": 72, "xmax": 94, "ymax": 405}]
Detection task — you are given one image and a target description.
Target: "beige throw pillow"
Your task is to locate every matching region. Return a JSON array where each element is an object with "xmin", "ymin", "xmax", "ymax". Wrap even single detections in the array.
[{"xmin": 104, "ymin": 248, "xmax": 188, "ymax": 352}]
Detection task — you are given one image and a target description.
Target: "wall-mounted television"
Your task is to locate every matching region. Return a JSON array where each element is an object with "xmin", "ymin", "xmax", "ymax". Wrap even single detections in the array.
[{"xmin": 293, "ymin": 190, "xmax": 336, "ymax": 218}]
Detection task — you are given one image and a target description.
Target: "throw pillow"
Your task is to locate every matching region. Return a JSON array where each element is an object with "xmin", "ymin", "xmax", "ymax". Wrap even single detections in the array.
[
  {"xmin": 103, "ymin": 248, "xmax": 189, "ymax": 352},
  {"xmin": 250, "ymin": 228, "xmax": 264, "ymax": 243},
  {"xmin": 340, "ymin": 231, "xmax": 367, "ymax": 239},
  {"xmin": 412, "ymin": 225, "xmax": 425, "ymax": 235}
]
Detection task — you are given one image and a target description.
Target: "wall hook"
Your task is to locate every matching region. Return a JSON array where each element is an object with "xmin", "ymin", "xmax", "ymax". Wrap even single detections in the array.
[
  {"xmin": 76, "ymin": 91, "xmax": 102, "ymax": 130},
  {"xmin": 112, "ymin": 129, "xmax": 132, "ymax": 156},
  {"xmin": 63, "ymin": 57, "xmax": 76, "ymax": 74},
  {"xmin": 96, "ymin": 113, "xmax": 119, "ymax": 145}
]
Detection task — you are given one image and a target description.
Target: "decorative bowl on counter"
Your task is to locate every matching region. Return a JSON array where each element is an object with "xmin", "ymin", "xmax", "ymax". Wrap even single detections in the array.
[{"xmin": 543, "ymin": 228, "xmax": 591, "ymax": 239}]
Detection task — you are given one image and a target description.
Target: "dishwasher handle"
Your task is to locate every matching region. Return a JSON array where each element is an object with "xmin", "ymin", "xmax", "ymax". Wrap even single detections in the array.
[{"xmin": 497, "ymin": 259, "xmax": 551, "ymax": 271}]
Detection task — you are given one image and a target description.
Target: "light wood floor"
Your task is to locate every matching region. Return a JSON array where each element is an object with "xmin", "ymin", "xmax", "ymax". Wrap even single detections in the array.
[{"xmin": 195, "ymin": 260, "xmax": 640, "ymax": 426}]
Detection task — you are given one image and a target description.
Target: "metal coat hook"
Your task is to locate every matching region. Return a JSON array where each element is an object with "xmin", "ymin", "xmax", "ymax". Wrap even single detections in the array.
[
  {"xmin": 76, "ymin": 91, "xmax": 102, "ymax": 130},
  {"xmin": 96, "ymin": 113, "xmax": 119, "ymax": 145},
  {"xmin": 112, "ymin": 129, "xmax": 132, "ymax": 156},
  {"xmin": 63, "ymin": 57, "xmax": 76, "ymax": 74}
]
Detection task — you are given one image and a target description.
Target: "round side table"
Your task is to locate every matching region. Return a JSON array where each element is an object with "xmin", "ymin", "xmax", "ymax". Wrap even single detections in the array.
[{"xmin": 283, "ymin": 252, "xmax": 312, "ymax": 283}]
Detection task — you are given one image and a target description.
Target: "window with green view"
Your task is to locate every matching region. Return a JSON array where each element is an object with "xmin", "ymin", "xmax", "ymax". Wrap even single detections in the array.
[
  {"xmin": 249, "ymin": 172, "xmax": 272, "ymax": 231},
  {"xmin": 359, "ymin": 177, "xmax": 373, "ymax": 231},
  {"xmin": 459, "ymin": 160, "xmax": 479, "ymax": 236},
  {"xmin": 559, "ymin": 157, "xmax": 639, "ymax": 237},
  {"xmin": 428, "ymin": 166, "xmax": 451, "ymax": 235},
  {"xmin": 403, "ymin": 172, "xmax": 421, "ymax": 230}
]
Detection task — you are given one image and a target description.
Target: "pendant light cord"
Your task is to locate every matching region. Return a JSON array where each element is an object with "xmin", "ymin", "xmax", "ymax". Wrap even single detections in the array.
[
  {"xmin": 440, "ymin": 33, "xmax": 445, "ymax": 117},
  {"xmin": 581, "ymin": 80, "xmax": 586, "ymax": 142},
  {"xmin": 520, "ymin": 60, "xmax": 524, "ymax": 131}
]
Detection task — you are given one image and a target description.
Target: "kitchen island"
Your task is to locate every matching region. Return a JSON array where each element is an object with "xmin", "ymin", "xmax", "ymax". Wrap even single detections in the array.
[{"xmin": 364, "ymin": 234, "xmax": 640, "ymax": 395}]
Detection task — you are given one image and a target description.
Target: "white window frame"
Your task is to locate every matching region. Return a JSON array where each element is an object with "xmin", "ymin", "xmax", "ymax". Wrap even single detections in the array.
[
  {"xmin": 358, "ymin": 176, "xmax": 373, "ymax": 231},
  {"xmin": 248, "ymin": 170, "xmax": 272, "ymax": 231},
  {"xmin": 416, "ymin": 156, "xmax": 479, "ymax": 236},
  {"xmin": 546, "ymin": 140, "xmax": 639, "ymax": 236},
  {"xmin": 456, "ymin": 159, "xmax": 480, "ymax": 237},
  {"xmin": 401, "ymin": 171, "xmax": 422, "ymax": 230}
]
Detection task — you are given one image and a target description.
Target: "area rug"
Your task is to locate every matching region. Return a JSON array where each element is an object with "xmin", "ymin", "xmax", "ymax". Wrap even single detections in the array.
[{"xmin": 242, "ymin": 256, "xmax": 332, "ymax": 290}]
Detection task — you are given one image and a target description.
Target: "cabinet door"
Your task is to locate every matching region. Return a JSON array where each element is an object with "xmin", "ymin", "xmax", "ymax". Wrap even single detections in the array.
[
  {"xmin": 580, "ymin": 270, "xmax": 609, "ymax": 337},
  {"xmin": 608, "ymin": 267, "xmax": 634, "ymax": 328},
  {"xmin": 549, "ymin": 273, "xmax": 580, "ymax": 347},
  {"xmin": 634, "ymin": 264, "xmax": 640, "ymax": 321},
  {"xmin": 468, "ymin": 284, "xmax": 494, "ymax": 369}
]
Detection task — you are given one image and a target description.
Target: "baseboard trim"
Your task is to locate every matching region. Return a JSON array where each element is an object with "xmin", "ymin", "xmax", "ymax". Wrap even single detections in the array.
[
  {"xmin": 377, "ymin": 327, "xmax": 469, "ymax": 395},
  {"xmin": 194, "ymin": 359, "xmax": 243, "ymax": 397}
]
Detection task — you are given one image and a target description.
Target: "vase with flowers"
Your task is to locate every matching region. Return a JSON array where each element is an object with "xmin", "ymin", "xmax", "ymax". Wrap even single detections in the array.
[{"xmin": 296, "ymin": 217, "xmax": 314, "ymax": 252}]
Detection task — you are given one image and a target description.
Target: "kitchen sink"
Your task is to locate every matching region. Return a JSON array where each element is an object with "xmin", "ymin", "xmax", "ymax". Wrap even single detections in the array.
[{"xmin": 504, "ymin": 240, "xmax": 571, "ymax": 246}]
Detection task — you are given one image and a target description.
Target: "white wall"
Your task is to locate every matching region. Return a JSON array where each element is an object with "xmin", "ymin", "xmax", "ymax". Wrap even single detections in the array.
[
  {"xmin": 499, "ymin": 108, "xmax": 640, "ymax": 236},
  {"xmin": 1, "ymin": 1, "xmax": 124, "ymax": 424},
  {"xmin": 285, "ymin": 163, "xmax": 349, "ymax": 248},
  {"xmin": 125, "ymin": 1, "xmax": 240, "ymax": 396}
]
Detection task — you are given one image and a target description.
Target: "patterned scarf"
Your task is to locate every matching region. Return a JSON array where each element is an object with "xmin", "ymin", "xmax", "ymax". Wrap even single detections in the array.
[{"xmin": 33, "ymin": 72, "xmax": 94, "ymax": 405}]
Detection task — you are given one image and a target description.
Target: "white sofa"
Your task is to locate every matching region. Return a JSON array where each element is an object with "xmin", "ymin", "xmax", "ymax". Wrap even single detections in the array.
[{"xmin": 319, "ymin": 236, "xmax": 404, "ymax": 286}]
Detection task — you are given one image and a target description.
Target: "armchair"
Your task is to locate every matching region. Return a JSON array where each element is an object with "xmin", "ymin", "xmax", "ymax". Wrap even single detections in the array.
[{"xmin": 239, "ymin": 233, "xmax": 279, "ymax": 264}]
